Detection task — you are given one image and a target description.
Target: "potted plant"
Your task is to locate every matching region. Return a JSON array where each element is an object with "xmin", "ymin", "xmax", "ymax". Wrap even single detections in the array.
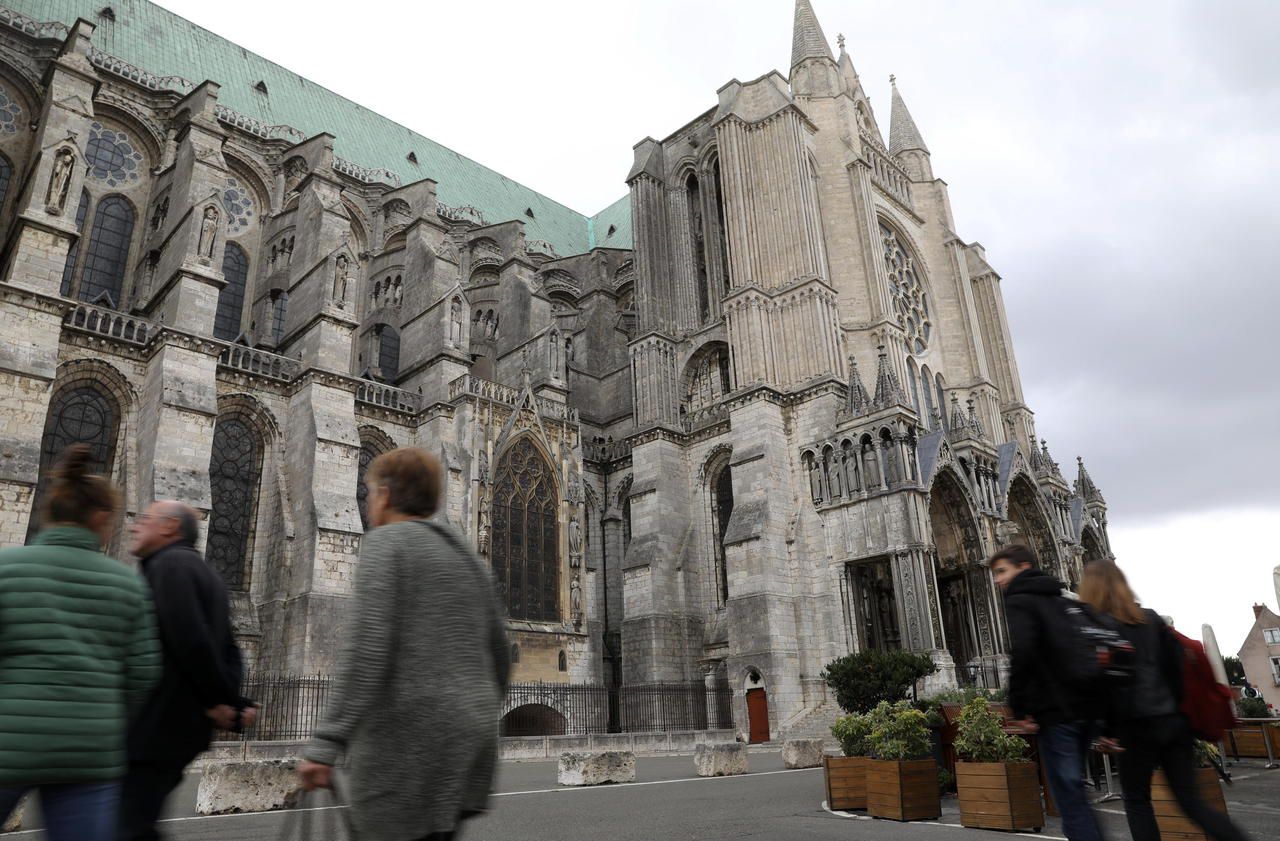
[
  {"xmin": 1152, "ymin": 742, "xmax": 1230, "ymax": 841},
  {"xmin": 953, "ymin": 696, "xmax": 1043, "ymax": 831},
  {"xmin": 866, "ymin": 702, "xmax": 942, "ymax": 821},
  {"xmin": 826, "ymin": 711, "xmax": 873, "ymax": 810},
  {"xmin": 822, "ymin": 650, "xmax": 937, "ymax": 713}
]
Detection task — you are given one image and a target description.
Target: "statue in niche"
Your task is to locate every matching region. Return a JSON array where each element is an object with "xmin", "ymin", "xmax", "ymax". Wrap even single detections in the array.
[
  {"xmin": 566, "ymin": 469, "xmax": 581, "ymax": 505},
  {"xmin": 333, "ymin": 255, "xmax": 349, "ymax": 304},
  {"xmin": 548, "ymin": 331, "xmax": 562, "ymax": 378},
  {"xmin": 477, "ymin": 494, "xmax": 490, "ymax": 555},
  {"xmin": 570, "ymin": 576, "xmax": 582, "ymax": 623},
  {"xmin": 450, "ymin": 298, "xmax": 463, "ymax": 346},
  {"xmin": 198, "ymin": 206, "xmax": 218, "ymax": 261},
  {"xmin": 568, "ymin": 514, "xmax": 583, "ymax": 556},
  {"xmin": 392, "ymin": 278, "xmax": 403, "ymax": 306},
  {"xmin": 827, "ymin": 453, "xmax": 843, "ymax": 498},
  {"xmin": 151, "ymin": 196, "xmax": 169, "ymax": 232},
  {"xmin": 477, "ymin": 449, "xmax": 488, "ymax": 484},
  {"xmin": 808, "ymin": 457, "xmax": 824, "ymax": 503},
  {"xmin": 46, "ymin": 148, "xmax": 75, "ymax": 214}
]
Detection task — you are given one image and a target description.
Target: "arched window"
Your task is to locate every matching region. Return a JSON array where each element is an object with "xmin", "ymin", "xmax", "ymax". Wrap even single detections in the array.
[
  {"xmin": 511, "ymin": 643, "xmax": 521, "ymax": 664},
  {"xmin": 27, "ymin": 384, "xmax": 119, "ymax": 541},
  {"xmin": 710, "ymin": 461, "xmax": 734, "ymax": 606},
  {"xmin": 558, "ymin": 650, "xmax": 567, "ymax": 672},
  {"xmin": 686, "ymin": 172, "xmax": 710, "ymax": 323},
  {"xmin": 491, "ymin": 438, "xmax": 559, "ymax": 622},
  {"xmin": 269, "ymin": 291, "xmax": 288, "ymax": 346},
  {"xmin": 935, "ymin": 374, "xmax": 947, "ymax": 431},
  {"xmin": 376, "ymin": 325, "xmax": 400, "ymax": 382},
  {"xmin": 711, "ymin": 158, "xmax": 730, "ymax": 287},
  {"xmin": 78, "ymin": 195, "xmax": 135, "ymax": 308},
  {"xmin": 356, "ymin": 431, "xmax": 392, "ymax": 531},
  {"xmin": 0, "ymin": 153, "xmax": 12, "ymax": 219},
  {"xmin": 920, "ymin": 365, "xmax": 936, "ymax": 430},
  {"xmin": 879, "ymin": 221, "xmax": 931, "ymax": 355},
  {"xmin": 906, "ymin": 357, "xmax": 922, "ymax": 418},
  {"xmin": 59, "ymin": 190, "xmax": 90, "ymax": 297},
  {"xmin": 214, "ymin": 242, "xmax": 249, "ymax": 341},
  {"xmin": 207, "ymin": 416, "xmax": 263, "ymax": 590}
]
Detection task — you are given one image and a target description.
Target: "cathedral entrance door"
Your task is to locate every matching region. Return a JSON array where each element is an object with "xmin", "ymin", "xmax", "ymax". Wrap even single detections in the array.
[
  {"xmin": 746, "ymin": 688, "xmax": 770, "ymax": 743},
  {"xmin": 939, "ymin": 572, "xmax": 978, "ymax": 677}
]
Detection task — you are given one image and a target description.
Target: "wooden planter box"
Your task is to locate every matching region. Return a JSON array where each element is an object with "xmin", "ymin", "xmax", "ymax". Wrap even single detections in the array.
[
  {"xmin": 1227, "ymin": 724, "xmax": 1279, "ymax": 758},
  {"xmin": 867, "ymin": 758, "xmax": 941, "ymax": 821},
  {"xmin": 824, "ymin": 755, "xmax": 869, "ymax": 811},
  {"xmin": 1152, "ymin": 768, "xmax": 1227, "ymax": 841},
  {"xmin": 956, "ymin": 761, "xmax": 1044, "ymax": 831}
]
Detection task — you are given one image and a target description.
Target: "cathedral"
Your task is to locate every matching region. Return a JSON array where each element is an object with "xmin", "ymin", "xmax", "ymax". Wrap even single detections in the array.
[{"xmin": 0, "ymin": 0, "xmax": 1112, "ymax": 741}]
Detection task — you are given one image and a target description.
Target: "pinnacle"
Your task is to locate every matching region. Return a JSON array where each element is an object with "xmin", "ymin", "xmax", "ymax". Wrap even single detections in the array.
[
  {"xmin": 888, "ymin": 77, "xmax": 930, "ymax": 156},
  {"xmin": 792, "ymin": 0, "xmax": 834, "ymax": 69}
]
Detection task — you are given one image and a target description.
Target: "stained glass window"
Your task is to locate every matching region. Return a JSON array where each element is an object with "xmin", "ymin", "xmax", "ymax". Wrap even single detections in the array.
[
  {"xmin": 377, "ymin": 325, "xmax": 400, "ymax": 382},
  {"xmin": 60, "ymin": 190, "xmax": 91, "ymax": 297},
  {"xmin": 0, "ymin": 84, "xmax": 22, "ymax": 134},
  {"xmin": 85, "ymin": 122, "xmax": 143, "ymax": 188},
  {"xmin": 214, "ymin": 243, "xmax": 248, "ymax": 341},
  {"xmin": 26, "ymin": 384, "xmax": 119, "ymax": 541},
  {"xmin": 879, "ymin": 221, "xmax": 931, "ymax": 355},
  {"xmin": 207, "ymin": 416, "xmax": 262, "ymax": 590},
  {"xmin": 0, "ymin": 154, "xmax": 11, "ymax": 218},
  {"xmin": 491, "ymin": 438, "xmax": 559, "ymax": 622},
  {"xmin": 222, "ymin": 175, "xmax": 256, "ymax": 235},
  {"xmin": 79, "ymin": 195, "xmax": 135, "ymax": 308},
  {"xmin": 711, "ymin": 464, "xmax": 734, "ymax": 606},
  {"xmin": 270, "ymin": 291, "xmax": 288, "ymax": 345}
]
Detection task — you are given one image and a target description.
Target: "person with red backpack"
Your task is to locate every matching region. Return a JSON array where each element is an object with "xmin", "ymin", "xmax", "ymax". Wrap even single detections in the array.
[{"xmin": 1079, "ymin": 560, "xmax": 1251, "ymax": 841}]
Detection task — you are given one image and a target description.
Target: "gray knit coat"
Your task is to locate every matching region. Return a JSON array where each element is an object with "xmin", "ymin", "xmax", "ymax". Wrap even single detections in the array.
[{"xmin": 304, "ymin": 519, "xmax": 510, "ymax": 840}]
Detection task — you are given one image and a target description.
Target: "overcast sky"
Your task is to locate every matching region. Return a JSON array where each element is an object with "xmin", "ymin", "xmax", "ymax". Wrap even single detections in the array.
[{"xmin": 157, "ymin": 0, "xmax": 1279, "ymax": 656}]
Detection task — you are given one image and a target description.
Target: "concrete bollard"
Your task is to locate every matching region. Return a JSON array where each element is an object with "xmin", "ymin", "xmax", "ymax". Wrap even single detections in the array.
[
  {"xmin": 2, "ymin": 793, "xmax": 30, "ymax": 832},
  {"xmin": 195, "ymin": 760, "xmax": 302, "ymax": 815},
  {"xmin": 557, "ymin": 751, "xmax": 637, "ymax": 786},
  {"xmin": 782, "ymin": 738, "xmax": 826, "ymax": 769},
  {"xmin": 694, "ymin": 742, "xmax": 749, "ymax": 777}
]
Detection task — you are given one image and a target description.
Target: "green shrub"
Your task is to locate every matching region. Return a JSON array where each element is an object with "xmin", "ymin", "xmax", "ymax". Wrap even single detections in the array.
[
  {"xmin": 832, "ymin": 712, "xmax": 873, "ymax": 757},
  {"xmin": 1237, "ymin": 696, "xmax": 1272, "ymax": 719},
  {"xmin": 869, "ymin": 705, "xmax": 932, "ymax": 761},
  {"xmin": 953, "ymin": 696, "xmax": 1028, "ymax": 763},
  {"xmin": 822, "ymin": 650, "xmax": 937, "ymax": 714},
  {"xmin": 912, "ymin": 698, "xmax": 945, "ymax": 727},
  {"xmin": 1193, "ymin": 739, "xmax": 1221, "ymax": 769}
]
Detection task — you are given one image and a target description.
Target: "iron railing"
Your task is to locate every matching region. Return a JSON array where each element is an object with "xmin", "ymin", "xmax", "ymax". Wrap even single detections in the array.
[
  {"xmin": 955, "ymin": 660, "xmax": 1004, "ymax": 691},
  {"xmin": 218, "ymin": 676, "xmax": 733, "ymax": 741}
]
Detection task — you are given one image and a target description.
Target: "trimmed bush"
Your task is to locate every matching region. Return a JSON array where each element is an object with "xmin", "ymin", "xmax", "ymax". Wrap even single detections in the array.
[{"xmin": 822, "ymin": 650, "xmax": 937, "ymax": 714}]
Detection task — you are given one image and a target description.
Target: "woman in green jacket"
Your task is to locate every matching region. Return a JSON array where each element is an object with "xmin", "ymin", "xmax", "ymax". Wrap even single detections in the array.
[{"xmin": 0, "ymin": 445, "xmax": 161, "ymax": 841}]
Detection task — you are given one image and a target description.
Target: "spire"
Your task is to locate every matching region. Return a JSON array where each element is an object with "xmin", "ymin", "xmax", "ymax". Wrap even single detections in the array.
[
  {"xmin": 792, "ymin": 0, "xmax": 834, "ymax": 69},
  {"xmin": 949, "ymin": 393, "xmax": 969, "ymax": 434},
  {"xmin": 888, "ymin": 76, "xmax": 930, "ymax": 156},
  {"xmin": 965, "ymin": 397, "xmax": 985, "ymax": 439},
  {"xmin": 871, "ymin": 345, "xmax": 908, "ymax": 410},
  {"xmin": 846, "ymin": 355, "xmax": 871, "ymax": 416},
  {"xmin": 1076, "ymin": 457, "xmax": 1104, "ymax": 503},
  {"xmin": 837, "ymin": 33, "xmax": 860, "ymax": 93}
]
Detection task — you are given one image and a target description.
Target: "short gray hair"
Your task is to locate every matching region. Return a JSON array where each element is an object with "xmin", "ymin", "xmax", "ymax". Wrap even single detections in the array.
[{"xmin": 158, "ymin": 500, "xmax": 201, "ymax": 546}]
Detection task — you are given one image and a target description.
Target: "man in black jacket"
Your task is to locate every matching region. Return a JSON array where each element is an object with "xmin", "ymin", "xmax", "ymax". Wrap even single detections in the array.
[
  {"xmin": 120, "ymin": 501, "xmax": 254, "ymax": 841},
  {"xmin": 992, "ymin": 544, "xmax": 1105, "ymax": 841}
]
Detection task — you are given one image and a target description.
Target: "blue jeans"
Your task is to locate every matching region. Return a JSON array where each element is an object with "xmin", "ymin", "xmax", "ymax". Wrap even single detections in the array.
[
  {"xmin": 1040, "ymin": 721, "xmax": 1105, "ymax": 841},
  {"xmin": 0, "ymin": 781, "xmax": 121, "ymax": 841}
]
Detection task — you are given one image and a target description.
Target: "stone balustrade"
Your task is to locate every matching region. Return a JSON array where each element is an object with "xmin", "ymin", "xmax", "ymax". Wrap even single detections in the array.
[
  {"xmin": 64, "ymin": 302, "xmax": 152, "ymax": 346},
  {"xmin": 333, "ymin": 156, "xmax": 402, "ymax": 187},
  {"xmin": 218, "ymin": 345, "xmax": 300, "ymax": 383},
  {"xmin": 355, "ymin": 379, "xmax": 421, "ymax": 414}
]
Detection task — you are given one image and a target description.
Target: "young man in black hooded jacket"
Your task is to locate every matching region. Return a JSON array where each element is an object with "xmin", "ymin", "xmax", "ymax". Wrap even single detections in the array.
[{"xmin": 991, "ymin": 544, "xmax": 1105, "ymax": 841}]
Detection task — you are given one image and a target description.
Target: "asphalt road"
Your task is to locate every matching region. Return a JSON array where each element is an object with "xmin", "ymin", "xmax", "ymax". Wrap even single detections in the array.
[{"xmin": 7, "ymin": 753, "xmax": 1278, "ymax": 840}]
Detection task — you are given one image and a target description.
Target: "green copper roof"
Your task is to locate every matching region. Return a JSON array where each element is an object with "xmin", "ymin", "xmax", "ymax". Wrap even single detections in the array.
[{"xmin": 8, "ymin": 0, "xmax": 632, "ymax": 254}]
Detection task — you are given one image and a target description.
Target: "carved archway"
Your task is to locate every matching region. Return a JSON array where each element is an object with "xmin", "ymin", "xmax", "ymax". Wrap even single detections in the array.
[{"xmin": 1006, "ymin": 474, "xmax": 1060, "ymax": 576}]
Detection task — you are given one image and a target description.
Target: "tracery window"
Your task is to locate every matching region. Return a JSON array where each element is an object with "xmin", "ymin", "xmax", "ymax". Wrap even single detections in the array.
[
  {"xmin": 356, "ymin": 432, "xmax": 392, "ymax": 531},
  {"xmin": 85, "ymin": 122, "xmax": 143, "ymax": 188},
  {"xmin": 0, "ymin": 84, "xmax": 22, "ymax": 135},
  {"xmin": 376, "ymin": 325, "xmax": 400, "ymax": 382},
  {"xmin": 78, "ymin": 195, "xmax": 135, "ymax": 308},
  {"xmin": 27, "ymin": 384, "xmax": 119, "ymax": 541},
  {"xmin": 207, "ymin": 416, "xmax": 262, "ymax": 590},
  {"xmin": 222, "ymin": 175, "xmax": 256, "ymax": 235},
  {"xmin": 710, "ymin": 462, "xmax": 734, "ymax": 606},
  {"xmin": 490, "ymin": 438, "xmax": 559, "ymax": 622},
  {"xmin": 879, "ymin": 221, "xmax": 931, "ymax": 355},
  {"xmin": 214, "ymin": 243, "xmax": 249, "ymax": 341},
  {"xmin": 0, "ymin": 153, "xmax": 11, "ymax": 218},
  {"xmin": 60, "ymin": 190, "xmax": 90, "ymax": 297},
  {"xmin": 269, "ymin": 291, "xmax": 288, "ymax": 346}
]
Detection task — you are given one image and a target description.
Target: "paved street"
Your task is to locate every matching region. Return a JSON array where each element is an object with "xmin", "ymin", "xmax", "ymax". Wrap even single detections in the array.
[{"xmin": 7, "ymin": 752, "xmax": 1279, "ymax": 840}]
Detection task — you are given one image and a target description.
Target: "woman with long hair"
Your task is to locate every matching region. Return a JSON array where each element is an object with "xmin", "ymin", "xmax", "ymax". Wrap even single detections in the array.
[
  {"xmin": 0, "ymin": 445, "xmax": 161, "ymax": 841},
  {"xmin": 299, "ymin": 447, "xmax": 510, "ymax": 841},
  {"xmin": 1078, "ymin": 560, "xmax": 1250, "ymax": 841}
]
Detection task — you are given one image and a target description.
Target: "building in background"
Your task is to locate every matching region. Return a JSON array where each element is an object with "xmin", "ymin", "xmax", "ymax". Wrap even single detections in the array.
[
  {"xmin": 1238, "ymin": 603, "xmax": 1280, "ymax": 714},
  {"xmin": 0, "ymin": 1, "xmax": 1110, "ymax": 741}
]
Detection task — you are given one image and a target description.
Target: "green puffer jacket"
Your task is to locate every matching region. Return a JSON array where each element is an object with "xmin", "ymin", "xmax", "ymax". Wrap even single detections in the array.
[{"xmin": 0, "ymin": 526, "xmax": 161, "ymax": 784}]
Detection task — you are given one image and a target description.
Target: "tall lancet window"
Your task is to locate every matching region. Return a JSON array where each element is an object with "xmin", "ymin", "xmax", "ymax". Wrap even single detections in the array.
[
  {"xmin": 490, "ymin": 439, "xmax": 559, "ymax": 622},
  {"xmin": 207, "ymin": 415, "xmax": 263, "ymax": 591},
  {"xmin": 686, "ymin": 172, "xmax": 710, "ymax": 323}
]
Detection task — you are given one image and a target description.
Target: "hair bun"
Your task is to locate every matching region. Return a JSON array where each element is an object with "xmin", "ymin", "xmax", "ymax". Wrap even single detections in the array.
[{"xmin": 52, "ymin": 443, "xmax": 94, "ymax": 481}]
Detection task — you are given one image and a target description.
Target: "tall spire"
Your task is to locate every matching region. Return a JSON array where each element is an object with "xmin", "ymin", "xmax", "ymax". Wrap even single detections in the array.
[
  {"xmin": 792, "ymin": 0, "xmax": 834, "ymax": 69},
  {"xmin": 871, "ymin": 346, "xmax": 908, "ymax": 410},
  {"xmin": 1076, "ymin": 457, "xmax": 1104, "ymax": 503},
  {"xmin": 888, "ymin": 76, "xmax": 930, "ymax": 156},
  {"xmin": 846, "ymin": 355, "xmax": 871, "ymax": 416}
]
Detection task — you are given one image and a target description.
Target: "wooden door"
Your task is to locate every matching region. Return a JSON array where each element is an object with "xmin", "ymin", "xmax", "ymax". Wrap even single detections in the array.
[{"xmin": 746, "ymin": 688, "xmax": 770, "ymax": 743}]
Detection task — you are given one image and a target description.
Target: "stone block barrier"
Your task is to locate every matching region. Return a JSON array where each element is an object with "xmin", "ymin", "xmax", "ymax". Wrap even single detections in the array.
[
  {"xmin": 694, "ymin": 742, "xmax": 749, "ymax": 777},
  {"xmin": 782, "ymin": 739, "xmax": 826, "ymax": 769},
  {"xmin": 2, "ymin": 793, "xmax": 29, "ymax": 832},
  {"xmin": 196, "ymin": 760, "xmax": 302, "ymax": 815},
  {"xmin": 557, "ymin": 751, "xmax": 637, "ymax": 786}
]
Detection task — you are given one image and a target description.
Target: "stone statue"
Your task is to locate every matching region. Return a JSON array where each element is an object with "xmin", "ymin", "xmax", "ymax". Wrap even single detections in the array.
[
  {"xmin": 549, "ymin": 331, "xmax": 562, "ymax": 378},
  {"xmin": 151, "ymin": 196, "xmax": 169, "ymax": 232},
  {"xmin": 450, "ymin": 298, "xmax": 463, "ymax": 345},
  {"xmin": 198, "ymin": 206, "xmax": 218, "ymax": 261},
  {"xmin": 808, "ymin": 458, "xmax": 823, "ymax": 502},
  {"xmin": 827, "ymin": 453, "xmax": 843, "ymax": 498},
  {"xmin": 477, "ymin": 495, "xmax": 490, "ymax": 555},
  {"xmin": 46, "ymin": 148, "xmax": 75, "ymax": 214},
  {"xmin": 570, "ymin": 576, "xmax": 582, "ymax": 621},
  {"xmin": 392, "ymin": 278, "xmax": 402, "ymax": 306},
  {"xmin": 477, "ymin": 449, "xmax": 488, "ymax": 484},
  {"xmin": 333, "ymin": 255, "xmax": 349, "ymax": 304},
  {"xmin": 568, "ymin": 514, "xmax": 582, "ymax": 555},
  {"xmin": 567, "ymin": 470, "xmax": 581, "ymax": 505}
]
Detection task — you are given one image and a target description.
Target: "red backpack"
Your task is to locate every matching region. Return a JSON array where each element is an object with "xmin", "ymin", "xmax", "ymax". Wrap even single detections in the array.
[{"xmin": 1171, "ymin": 630, "xmax": 1237, "ymax": 742}]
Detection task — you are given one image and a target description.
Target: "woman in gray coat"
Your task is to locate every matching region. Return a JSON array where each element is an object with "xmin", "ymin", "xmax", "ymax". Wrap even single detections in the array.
[{"xmin": 300, "ymin": 447, "xmax": 510, "ymax": 841}]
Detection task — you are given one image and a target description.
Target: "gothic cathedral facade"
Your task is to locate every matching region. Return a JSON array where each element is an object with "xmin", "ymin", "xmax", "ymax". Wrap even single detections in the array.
[{"xmin": 0, "ymin": 1, "xmax": 1111, "ymax": 739}]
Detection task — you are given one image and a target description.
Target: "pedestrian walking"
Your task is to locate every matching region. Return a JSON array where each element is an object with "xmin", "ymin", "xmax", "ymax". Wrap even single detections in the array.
[
  {"xmin": 990, "ymin": 544, "xmax": 1106, "ymax": 841},
  {"xmin": 1078, "ymin": 560, "xmax": 1252, "ymax": 841},
  {"xmin": 299, "ymin": 447, "xmax": 510, "ymax": 841},
  {"xmin": 0, "ymin": 445, "xmax": 161, "ymax": 841},
  {"xmin": 120, "ymin": 500, "xmax": 255, "ymax": 841}
]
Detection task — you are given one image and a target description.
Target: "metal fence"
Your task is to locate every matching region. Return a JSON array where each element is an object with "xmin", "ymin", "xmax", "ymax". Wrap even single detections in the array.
[
  {"xmin": 955, "ymin": 660, "xmax": 1004, "ymax": 690},
  {"xmin": 219, "ymin": 676, "xmax": 733, "ymax": 741}
]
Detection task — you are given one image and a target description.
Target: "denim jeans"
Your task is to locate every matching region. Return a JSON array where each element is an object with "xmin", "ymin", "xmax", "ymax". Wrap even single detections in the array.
[
  {"xmin": 0, "ymin": 781, "xmax": 121, "ymax": 841},
  {"xmin": 1040, "ymin": 721, "xmax": 1105, "ymax": 841}
]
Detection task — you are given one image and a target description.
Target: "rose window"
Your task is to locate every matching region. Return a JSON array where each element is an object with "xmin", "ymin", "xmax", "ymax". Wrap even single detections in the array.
[
  {"xmin": 880, "ymin": 222, "xmax": 931, "ymax": 354},
  {"xmin": 86, "ymin": 122, "xmax": 143, "ymax": 187},
  {"xmin": 223, "ymin": 176, "xmax": 256, "ymax": 235}
]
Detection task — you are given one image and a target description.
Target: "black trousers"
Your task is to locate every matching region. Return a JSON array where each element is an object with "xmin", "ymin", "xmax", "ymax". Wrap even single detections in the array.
[
  {"xmin": 1118, "ymin": 714, "xmax": 1251, "ymax": 841},
  {"xmin": 118, "ymin": 762, "xmax": 185, "ymax": 841}
]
